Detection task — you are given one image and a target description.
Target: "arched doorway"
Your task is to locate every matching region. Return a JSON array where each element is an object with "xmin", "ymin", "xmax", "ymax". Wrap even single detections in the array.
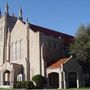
[
  {"xmin": 84, "ymin": 73, "xmax": 90, "ymax": 87},
  {"xmin": 48, "ymin": 72, "xmax": 59, "ymax": 88},
  {"xmin": 68, "ymin": 72, "xmax": 77, "ymax": 88},
  {"xmin": 3, "ymin": 70, "xmax": 10, "ymax": 85}
]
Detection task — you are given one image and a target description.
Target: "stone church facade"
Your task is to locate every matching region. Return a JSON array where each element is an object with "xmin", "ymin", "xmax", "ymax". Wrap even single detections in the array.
[{"xmin": 0, "ymin": 3, "xmax": 87, "ymax": 89}]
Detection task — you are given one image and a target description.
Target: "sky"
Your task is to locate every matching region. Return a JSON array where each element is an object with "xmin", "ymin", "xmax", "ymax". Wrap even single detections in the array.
[{"xmin": 0, "ymin": 0, "xmax": 90, "ymax": 36}]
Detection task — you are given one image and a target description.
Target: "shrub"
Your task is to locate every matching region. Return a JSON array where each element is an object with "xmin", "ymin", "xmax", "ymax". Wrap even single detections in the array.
[
  {"xmin": 32, "ymin": 74, "xmax": 47, "ymax": 89},
  {"xmin": 21, "ymin": 81, "xmax": 27, "ymax": 88},
  {"xmin": 15, "ymin": 81, "xmax": 35, "ymax": 89},
  {"xmin": 15, "ymin": 81, "xmax": 22, "ymax": 88},
  {"xmin": 26, "ymin": 81, "xmax": 35, "ymax": 89}
]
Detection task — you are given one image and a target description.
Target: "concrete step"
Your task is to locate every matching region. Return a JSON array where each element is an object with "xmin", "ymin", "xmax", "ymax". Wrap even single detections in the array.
[{"xmin": 0, "ymin": 85, "xmax": 11, "ymax": 88}]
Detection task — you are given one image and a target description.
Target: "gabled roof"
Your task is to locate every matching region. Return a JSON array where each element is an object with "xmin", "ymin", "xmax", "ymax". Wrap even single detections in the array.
[
  {"xmin": 7, "ymin": 15, "xmax": 17, "ymax": 31},
  {"xmin": 3, "ymin": 15, "xmax": 74, "ymax": 44},
  {"xmin": 47, "ymin": 57, "xmax": 71, "ymax": 69},
  {"xmin": 30, "ymin": 24, "xmax": 74, "ymax": 44}
]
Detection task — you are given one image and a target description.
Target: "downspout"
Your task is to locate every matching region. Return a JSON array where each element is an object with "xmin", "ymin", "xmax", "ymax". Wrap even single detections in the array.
[{"xmin": 25, "ymin": 20, "xmax": 30, "ymax": 80}]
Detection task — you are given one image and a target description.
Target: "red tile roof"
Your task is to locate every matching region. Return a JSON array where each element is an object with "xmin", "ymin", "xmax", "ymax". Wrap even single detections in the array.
[{"xmin": 47, "ymin": 57, "xmax": 71, "ymax": 69}]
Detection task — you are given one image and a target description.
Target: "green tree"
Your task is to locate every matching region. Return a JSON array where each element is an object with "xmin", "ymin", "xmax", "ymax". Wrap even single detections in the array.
[{"xmin": 70, "ymin": 25, "xmax": 90, "ymax": 62}]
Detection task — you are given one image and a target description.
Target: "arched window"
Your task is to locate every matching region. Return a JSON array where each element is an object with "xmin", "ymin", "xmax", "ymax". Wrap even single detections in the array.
[
  {"xmin": 0, "ymin": 46, "xmax": 1, "ymax": 56},
  {"xmin": 10, "ymin": 42, "xmax": 13, "ymax": 61},
  {"xmin": 15, "ymin": 41, "xmax": 18, "ymax": 60},
  {"xmin": 13, "ymin": 43, "xmax": 15, "ymax": 61},
  {"xmin": 17, "ymin": 74, "xmax": 23, "ymax": 81},
  {"xmin": 21, "ymin": 40, "xmax": 24, "ymax": 59},
  {"xmin": 19, "ymin": 40, "xmax": 24, "ymax": 60},
  {"xmin": 17, "ymin": 42, "xmax": 19, "ymax": 60},
  {"xmin": 0, "ymin": 27, "xmax": 3, "ymax": 41},
  {"xmin": 19, "ymin": 40, "xmax": 22, "ymax": 60}
]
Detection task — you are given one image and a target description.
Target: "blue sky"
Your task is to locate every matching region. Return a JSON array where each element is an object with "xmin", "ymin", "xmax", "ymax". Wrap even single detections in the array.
[{"xmin": 0, "ymin": 0, "xmax": 90, "ymax": 36}]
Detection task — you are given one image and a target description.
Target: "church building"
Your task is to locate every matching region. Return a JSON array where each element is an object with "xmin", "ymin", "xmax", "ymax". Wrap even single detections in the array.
[{"xmin": 0, "ymin": 3, "xmax": 85, "ymax": 89}]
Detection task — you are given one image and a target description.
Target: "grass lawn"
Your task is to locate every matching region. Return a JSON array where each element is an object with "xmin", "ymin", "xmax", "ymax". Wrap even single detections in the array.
[
  {"xmin": 62, "ymin": 88, "xmax": 90, "ymax": 90},
  {"xmin": 0, "ymin": 88, "xmax": 90, "ymax": 90}
]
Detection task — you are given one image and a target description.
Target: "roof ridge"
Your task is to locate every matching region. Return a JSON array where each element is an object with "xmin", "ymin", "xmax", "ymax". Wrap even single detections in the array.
[
  {"xmin": 47, "ymin": 56, "xmax": 72, "ymax": 69},
  {"xmin": 30, "ymin": 23, "xmax": 74, "ymax": 37},
  {"xmin": 63, "ymin": 55, "xmax": 72, "ymax": 64}
]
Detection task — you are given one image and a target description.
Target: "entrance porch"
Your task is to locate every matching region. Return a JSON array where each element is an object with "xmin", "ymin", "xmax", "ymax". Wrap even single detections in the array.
[
  {"xmin": 46, "ymin": 56, "xmax": 82, "ymax": 89},
  {"xmin": 0, "ymin": 61, "xmax": 23, "ymax": 88}
]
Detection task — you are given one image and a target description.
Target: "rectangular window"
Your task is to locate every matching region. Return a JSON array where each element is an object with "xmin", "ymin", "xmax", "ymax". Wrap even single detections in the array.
[
  {"xmin": 48, "ymin": 42, "xmax": 52, "ymax": 48},
  {"xmin": 53, "ymin": 43, "xmax": 57, "ymax": 48}
]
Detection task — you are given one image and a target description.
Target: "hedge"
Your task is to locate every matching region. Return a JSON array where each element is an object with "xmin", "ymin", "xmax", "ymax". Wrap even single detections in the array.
[{"xmin": 15, "ymin": 81, "xmax": 35, "ymax": 89}]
